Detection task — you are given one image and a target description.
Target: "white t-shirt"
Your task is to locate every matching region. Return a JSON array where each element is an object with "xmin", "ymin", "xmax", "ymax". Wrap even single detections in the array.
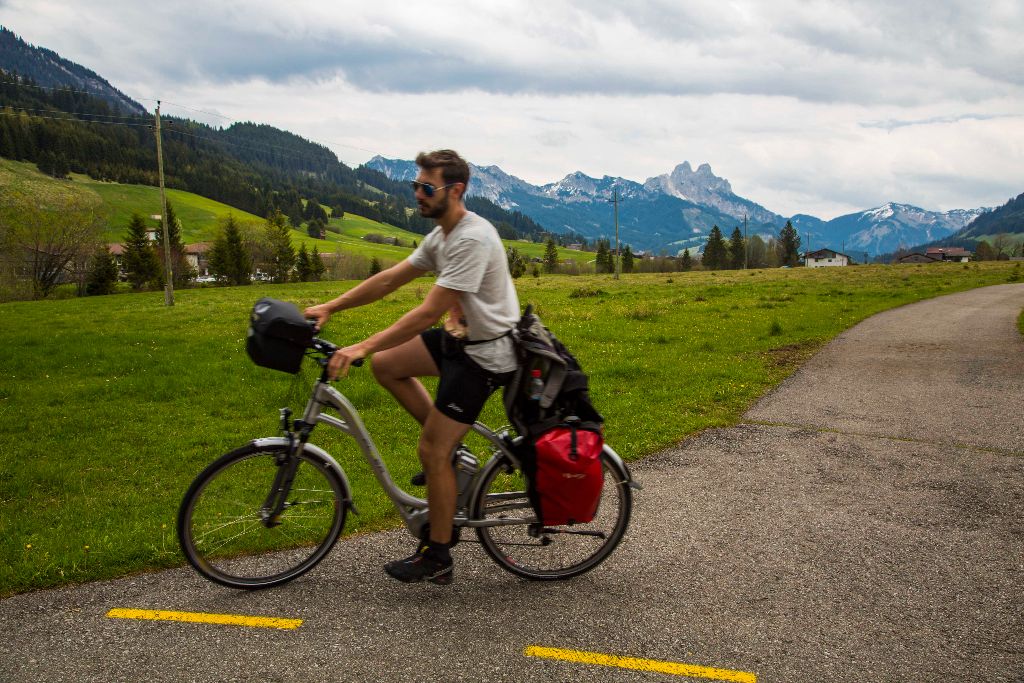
[{"xmin": 408, "ymin": 211, "xmax": 520, "ymax": 373}]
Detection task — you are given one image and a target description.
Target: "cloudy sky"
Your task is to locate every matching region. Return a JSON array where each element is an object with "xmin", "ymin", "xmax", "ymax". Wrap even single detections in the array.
[{"xmin": 2, "ymin": 0, "xmax": 1022, "ymax": 219}]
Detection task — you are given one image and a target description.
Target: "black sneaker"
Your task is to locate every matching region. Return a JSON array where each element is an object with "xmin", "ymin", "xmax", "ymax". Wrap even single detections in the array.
[{"xmin": 384, "ymin": 547, "xmax": 454, "ymax": 585}]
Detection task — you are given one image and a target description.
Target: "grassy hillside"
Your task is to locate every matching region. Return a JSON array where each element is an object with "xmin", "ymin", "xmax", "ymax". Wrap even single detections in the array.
[
  {"xmin": 1, "ymin": 262, "xmax": 1020, "ymax": 595},
  {"xmin": 2, "ymin": 157, "xmax": 589, "ymax": 266}
]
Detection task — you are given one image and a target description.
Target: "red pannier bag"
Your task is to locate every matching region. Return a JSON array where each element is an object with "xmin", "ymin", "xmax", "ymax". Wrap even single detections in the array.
[{"xmin": 533, "ymin": 423, "xmax": 604, "ymax": 525}]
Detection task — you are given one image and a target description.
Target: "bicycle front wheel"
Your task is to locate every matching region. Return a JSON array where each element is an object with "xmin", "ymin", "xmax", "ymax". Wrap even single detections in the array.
[
  {"xmin": 177, "ymin": 442, "xmax": 347, "ymax": 589},
  {"xmin": 473, "ymin": 449, "xmax": 632, "ymax": 580}
]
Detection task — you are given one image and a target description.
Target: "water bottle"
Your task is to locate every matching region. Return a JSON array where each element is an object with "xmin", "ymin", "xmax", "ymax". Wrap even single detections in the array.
[
  {"xmin": 453, "ymin": 449, "xmax": 479, "ymax": 508},
  {"xmin": 528, "ymin": 368, "xmax": 544, "ymax": 401}
]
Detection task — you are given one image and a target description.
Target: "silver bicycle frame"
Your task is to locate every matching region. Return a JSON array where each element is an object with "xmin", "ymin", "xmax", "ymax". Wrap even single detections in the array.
[{"xmin": 301, "ymin": 380, "xmax": 525, "ymax": 539}]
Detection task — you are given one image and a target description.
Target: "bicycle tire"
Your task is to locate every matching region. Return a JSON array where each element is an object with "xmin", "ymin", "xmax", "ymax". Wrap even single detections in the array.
[
  {"xmin": 472, "ymin": 449, "xmax": 631, "ymax": 580},
  {"xmin": 177, "ymin": 442, "xmax": 347, "ymax": 589}
]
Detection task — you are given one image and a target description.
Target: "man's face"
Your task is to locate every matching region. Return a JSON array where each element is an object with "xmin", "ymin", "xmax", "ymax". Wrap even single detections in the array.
[{"xmin": 414, "ymin": 167, "xmax": 452, "ymax": 219}]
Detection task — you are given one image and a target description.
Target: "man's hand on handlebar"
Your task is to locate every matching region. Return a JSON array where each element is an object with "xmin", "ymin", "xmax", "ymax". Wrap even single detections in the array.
[
  {"xmin": 304, "ymin": 303, "xmax": 333, "ymax": 331},
  {"xmin": 328, "ymin": 343, "xmax": 368, "ymax": 380}
]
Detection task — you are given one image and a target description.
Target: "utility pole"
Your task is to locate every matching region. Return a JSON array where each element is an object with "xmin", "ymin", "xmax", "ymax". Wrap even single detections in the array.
[
  {"xmin": 154, "ymin": 101, "xmax": 174, "ymax": 306},
  {"xmin": 608, "ymin": 189, "xmax": 621, "ymax": 279},
  {"xmin": 743, "ymin": 214, "xmax": 748, "ymax": 270}
]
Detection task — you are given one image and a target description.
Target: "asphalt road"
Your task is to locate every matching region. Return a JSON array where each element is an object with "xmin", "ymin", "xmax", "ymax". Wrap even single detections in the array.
[{"xmin": 2, "ymin": 283, "xmax": 1022, "ymax": 682}]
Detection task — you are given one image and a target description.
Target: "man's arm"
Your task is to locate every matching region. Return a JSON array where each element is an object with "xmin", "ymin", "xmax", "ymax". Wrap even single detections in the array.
[
  {"xmin": 305, "ymin": 260, "xmax": 426, "ymax": 328},
  {"xmin": 327, "ymin": 284, "xmax": 461, "ymax": 379}
]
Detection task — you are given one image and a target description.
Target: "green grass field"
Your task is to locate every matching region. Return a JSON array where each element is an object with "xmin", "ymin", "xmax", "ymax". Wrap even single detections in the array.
[{"xmin": 1, "ymin": 262, "xmax": 1021, "ymax": 595}]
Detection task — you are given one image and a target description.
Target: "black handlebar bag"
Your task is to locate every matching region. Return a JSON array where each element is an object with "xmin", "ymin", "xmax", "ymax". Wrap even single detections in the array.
[{"xmin": 246, "ymin": 297, "xmax": 316, "ymax": 374}]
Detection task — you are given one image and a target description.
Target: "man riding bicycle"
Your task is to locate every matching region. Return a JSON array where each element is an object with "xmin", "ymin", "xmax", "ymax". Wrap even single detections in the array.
[{"xmin": 305, "ymin": 149, "xmax": 520, "ymax": 585}]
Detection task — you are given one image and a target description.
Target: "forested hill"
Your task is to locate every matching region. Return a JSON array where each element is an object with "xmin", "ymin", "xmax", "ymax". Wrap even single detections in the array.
[
  {"xmin": 0, "ymin": 27, "xmax": 146, "ymax": 116},
  {"xmin": 956, "ymin": 192, "xmax": 1024, "ymax": 237},
  {"xmin": 0, "ymin": 29, "xmax": 562, "ymax": 242}
]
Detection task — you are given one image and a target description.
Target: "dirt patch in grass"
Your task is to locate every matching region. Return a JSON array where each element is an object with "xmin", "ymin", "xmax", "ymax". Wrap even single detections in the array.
[{"xmin": 761, "ymin": 340, "xmax": 823, "ymax": 371}]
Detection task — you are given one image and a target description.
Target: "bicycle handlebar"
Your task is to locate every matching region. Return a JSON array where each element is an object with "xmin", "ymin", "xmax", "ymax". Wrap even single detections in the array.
[{"xmin": 309, "ymin": 338, "xmax": 364, "ymax": 368}]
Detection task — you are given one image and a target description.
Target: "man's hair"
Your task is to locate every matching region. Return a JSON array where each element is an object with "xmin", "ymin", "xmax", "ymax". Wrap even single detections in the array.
[{"xmin": 415, "ymin": 149, "xmax": 470, "ymax": 187}]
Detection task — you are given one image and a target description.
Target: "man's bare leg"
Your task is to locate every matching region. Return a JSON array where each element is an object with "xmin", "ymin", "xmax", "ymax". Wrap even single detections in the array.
[
  {"xmin": 418, "ymin": 408, "xmax": 473, "ymax": 544},
  {"xmin": 370, "ymin": 336, "xmax": 437, "ymax": 425}
]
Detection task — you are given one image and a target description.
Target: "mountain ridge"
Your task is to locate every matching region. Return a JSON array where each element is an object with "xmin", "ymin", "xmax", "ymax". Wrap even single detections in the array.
[{"xmin": 366, "ymin": 156, "xmax": 984, "ymax": 255}]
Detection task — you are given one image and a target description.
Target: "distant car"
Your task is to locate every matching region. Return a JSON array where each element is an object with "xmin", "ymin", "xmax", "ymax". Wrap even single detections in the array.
[{"xmin": 196, "ymin": 275, "xmax": 217, "ymax": 283}]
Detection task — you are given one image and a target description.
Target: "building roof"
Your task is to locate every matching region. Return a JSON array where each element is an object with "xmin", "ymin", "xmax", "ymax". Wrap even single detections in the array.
[
  {"xmin": 805, "ymin": 248, "xmax": 851, "ymax": 259},
  {"xmin": 925, "ymin": 247, "xmax": 971, "ymax": 257}
]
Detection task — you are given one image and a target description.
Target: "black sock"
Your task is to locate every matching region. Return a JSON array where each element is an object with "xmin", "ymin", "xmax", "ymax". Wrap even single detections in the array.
[{"xmin": 424, "ymin": 540, "xmax": 451, "ymax": 563}]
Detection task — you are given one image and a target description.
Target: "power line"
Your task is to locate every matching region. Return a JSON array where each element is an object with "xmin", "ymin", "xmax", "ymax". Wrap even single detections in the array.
[{"xmin": 0, "ymin": 109, "xmax": 152, "ymax": 127}]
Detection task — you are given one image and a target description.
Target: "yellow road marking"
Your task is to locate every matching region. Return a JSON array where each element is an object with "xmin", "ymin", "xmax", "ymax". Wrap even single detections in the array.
[
  {"xmin": 524, "ymin": 646, "xmax": 756, "ymax": 683},
  {"xmin": 106, "ymin": 608, "xmax": 302, "ymax": 630}
]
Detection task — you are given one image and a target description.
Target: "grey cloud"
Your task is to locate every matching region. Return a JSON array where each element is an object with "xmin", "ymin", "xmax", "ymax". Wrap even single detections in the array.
[{"xmin": 859, "ymin": 113, "xmax": 1018, "ymax": 131}]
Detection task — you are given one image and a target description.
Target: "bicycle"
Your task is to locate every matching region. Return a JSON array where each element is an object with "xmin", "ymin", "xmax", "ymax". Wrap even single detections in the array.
[{"xmin": 177, "ymin": 334, "xmax": 638, "ymax": 589}]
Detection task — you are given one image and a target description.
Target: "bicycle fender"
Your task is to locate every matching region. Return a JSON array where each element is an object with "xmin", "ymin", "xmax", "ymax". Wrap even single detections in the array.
[
  {"xmin": 251, "ymin": 437, "xmax": 359, "ymax": 514},
  {"xmin": 601, "ymin": 444, "xmax": 642, "ymax": 490}
]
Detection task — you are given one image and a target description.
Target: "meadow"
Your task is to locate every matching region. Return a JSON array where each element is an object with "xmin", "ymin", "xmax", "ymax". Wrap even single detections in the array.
[
  {"xmin": 1, "ymin": 158, "xmax": 589, "ymax": 267},
  {"xmin": 1, "ymin": 261, "xmax": 1021, "ymax": 596}
]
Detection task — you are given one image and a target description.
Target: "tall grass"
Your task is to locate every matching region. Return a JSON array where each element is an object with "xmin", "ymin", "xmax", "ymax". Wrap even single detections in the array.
[{"xmin": 1, "ymin": 263, "xmax": 1018, "ymax": 595}]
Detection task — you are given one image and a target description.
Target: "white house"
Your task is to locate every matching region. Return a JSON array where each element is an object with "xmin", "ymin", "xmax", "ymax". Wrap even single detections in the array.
[{"xmin": 804, "ymin": 248, "xmax": 851, "ymax": 268}]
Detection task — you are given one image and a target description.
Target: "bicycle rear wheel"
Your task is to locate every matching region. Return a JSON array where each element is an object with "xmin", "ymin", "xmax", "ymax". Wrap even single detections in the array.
[
  {"xmin": 473, "ymin": 450, "xmax": 631, "ymax": 580},
  {"xmin": 177, "ymin": 442, "xmax": 347, "ymax": 589}
]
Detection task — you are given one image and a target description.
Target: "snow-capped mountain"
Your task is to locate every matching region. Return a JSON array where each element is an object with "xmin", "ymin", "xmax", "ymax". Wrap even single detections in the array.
[
  {"xmin": 809, "ymin": 203, "xmax": 988, "ymax": 257},
  {"xmin": 365, "ymin": 156, "xmax": 987, "ymax": 255},
  {"xmin": 366, "ymin": 156, "xmax": 777, "ymax": 251},
  {"xmin": 644, "ymin": 162, "xmax": 781, "ymax": 226}
]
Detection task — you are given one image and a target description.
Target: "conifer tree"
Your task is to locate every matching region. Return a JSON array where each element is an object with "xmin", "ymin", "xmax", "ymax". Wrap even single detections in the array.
[
  {"xmin": 543, "ymin": 237, "xmax": 559, "ymax": 273},
  {"xmin": 295, "ymin": 243, "xmax": 312, "ymax": 282},
  {"xmin": 595, "ymin": 240, "xmax": 610, "ymax": 273},
  {"xmin": 310, "ymin": 245, "xmax": 326, "ymax": 281},
  {"xmin": 209, "ymin": 215, "xmax": 252, "ymax": 285},
  {"xmin": 702, "ymin": 225, "xmax": 727, "ymax": 270},
  {"xmin": 85, "ymin": 245, "xmax": 119, "ymax": 296},
  {"xmin": 123, "ymin": 213, "xmax": 160, "ymax": 290},
  {"xmin": 264, "ymin": 210, "xmax": 294, "ymax": 283},
  {"xmin": 154, "ymin": 200, "xmax": 196, "ymax": 287},
  {"xmin": 368, "ymin": 256, "xmax": 382, "ymax": 277},
  {"xmin": 622, "ymin": 245, "xmax": 634, "ymax": 274},
  {"xmin": 778, "ymin": 221, "xmax": 801, "ymax": 267},
  {"xmin": 680, "ymin": 248, "xmax": 692, "ymax": 271},
  {"xmin": 729, "ymin": 226, "xmax": 746, "ymax": 269}
]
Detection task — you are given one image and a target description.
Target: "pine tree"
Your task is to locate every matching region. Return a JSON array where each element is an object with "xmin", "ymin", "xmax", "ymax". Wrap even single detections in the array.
[
  {"xmin": 85, "ymin": 245, "xmax": 119, "ymax": 296},
  {"xmin": 310, "ymin": 244, "xmax": 326, "ymax": 281},
  {"xmin": 622, "ymin": 245, "xmax": 634, "ymax": 274},
  {"xmin": 368, "ymin": 256, "xmax": 382, "ymax": 277},
  {"xmin": 295, "ymin": 243, "xmax": 312, "ymax": 282},
  {"xmin": 729, "ymin": 227, "xmax": 746, "ymax": 269},
  {"xmin": 209, "ymin": 215, "xmax": 252, "ymax": 285},
  {"xmin": 123, "ymin": 213, "xmax": 160, "ymax": 290},
  {"xmin": 680, "ymin": 248, "xmax": 692, "ymax": 271},
  {"xmin": 543, "ymin": 237, "xmax": 559, "ymax": 273},
  {"xmin": 155, "ymin": 200, "xmax": 196, "ymax": 287},
  {"xmin": 702, "ymin": 225, "xmax": 727, "ymax": 270},
  {"xmin": 595, "ymin": 240, "xmax": 610, "ymax": 274},
  {"xmin": 264, "ymin": 210, "xmax": 294, "ymax": 283},
  {"xmin": 778, "ymin": 221, "xmax": 801, "ymax": 267}
]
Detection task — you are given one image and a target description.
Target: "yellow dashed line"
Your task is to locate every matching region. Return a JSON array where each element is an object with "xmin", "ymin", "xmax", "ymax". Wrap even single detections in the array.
[
  {"xmin": 106, "ymin": 608, "xmax": 302, "ymax": 630},
  {"xmin": 525, "ymin": 645, "xmax": 756, "ymax": 683}
]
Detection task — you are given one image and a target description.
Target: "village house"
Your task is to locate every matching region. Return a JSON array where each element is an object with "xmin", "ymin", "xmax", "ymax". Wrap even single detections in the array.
[
  {"xmin": 804, "ymin": 248, "xmax": 851, "ymax": 268},
  {"xmin": 895, "ymin": 252, "xmax": 941, "ymax": 264},
  {"xmin": 925, "ymin": 247, "xmax": 972, "ymax": 262}
]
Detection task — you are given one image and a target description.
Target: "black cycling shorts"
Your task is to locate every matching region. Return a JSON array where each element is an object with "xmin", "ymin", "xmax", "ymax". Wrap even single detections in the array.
[{"xmin": 421, "ymin": 328, "xmax": 514, "ymax": 425}]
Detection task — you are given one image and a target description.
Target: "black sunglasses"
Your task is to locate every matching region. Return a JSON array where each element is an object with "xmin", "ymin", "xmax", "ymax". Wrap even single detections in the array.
[{"xmin": 410, "ymin": 180, "xmax": 458, "ymax": 198}]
